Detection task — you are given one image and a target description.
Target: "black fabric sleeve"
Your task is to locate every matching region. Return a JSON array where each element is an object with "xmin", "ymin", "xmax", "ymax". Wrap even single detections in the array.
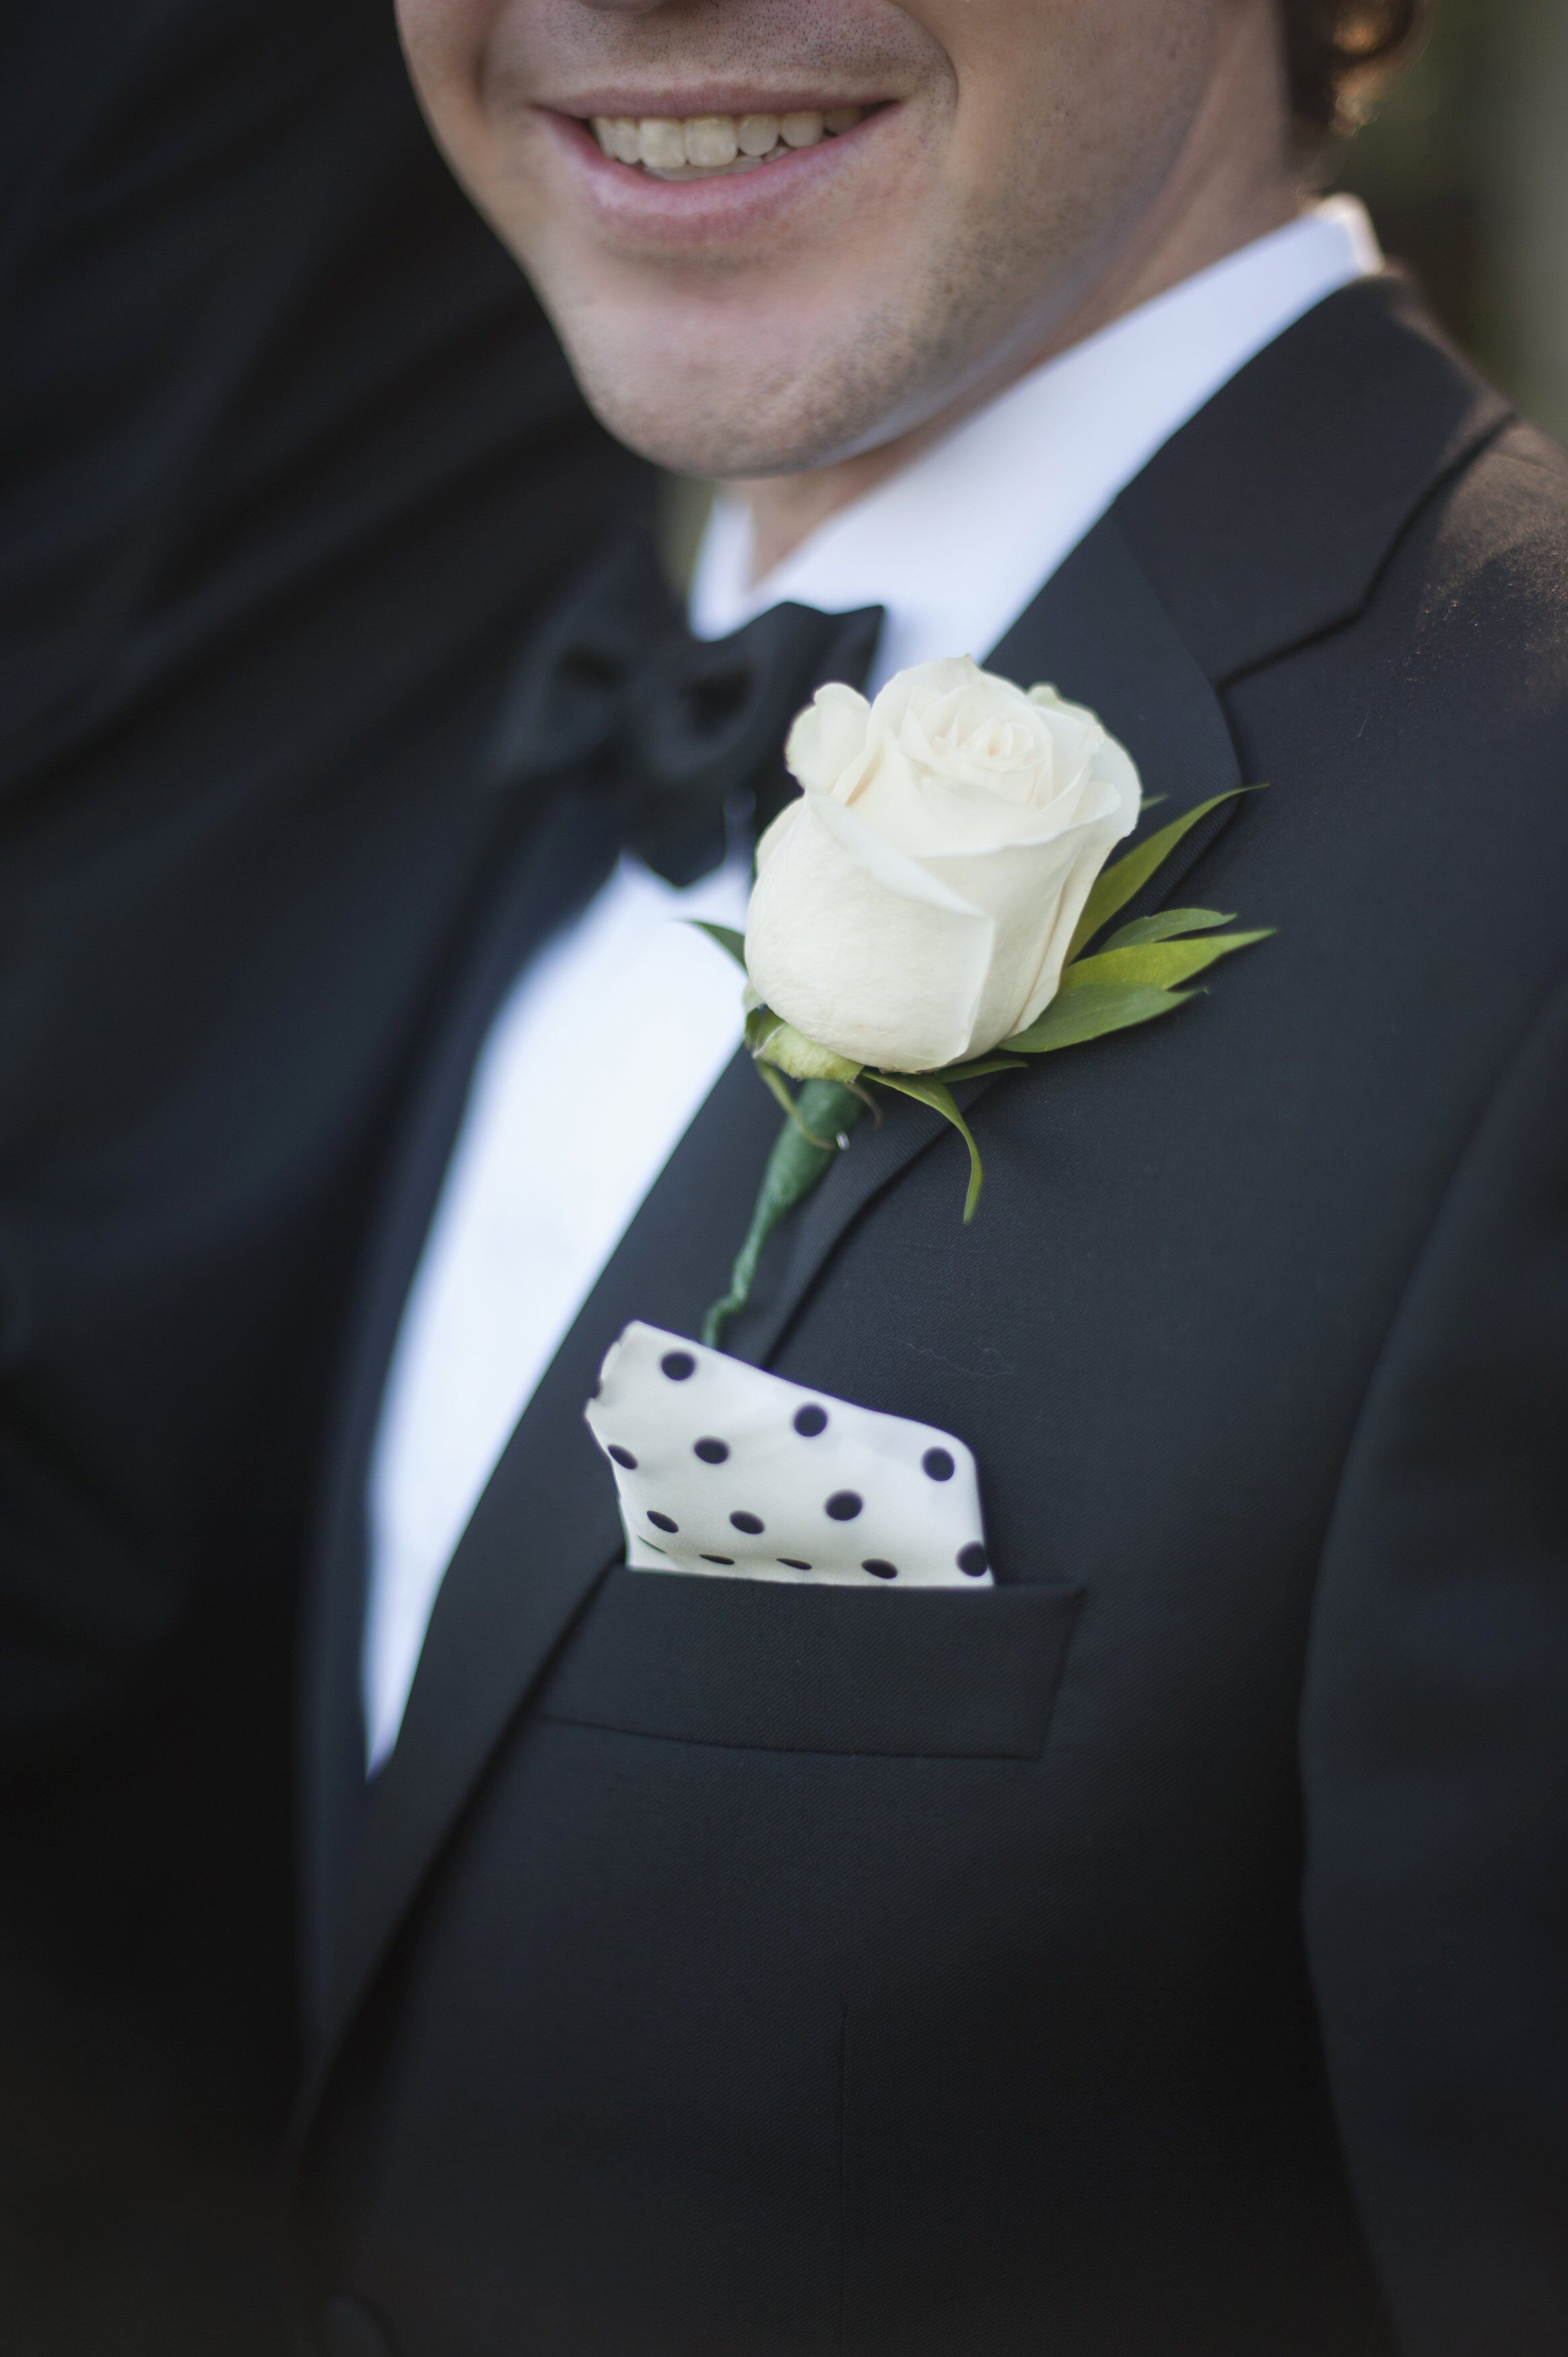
[{"xmin": 1303, "ymin": 963, "xmax": 1568, "ymax": 2354}]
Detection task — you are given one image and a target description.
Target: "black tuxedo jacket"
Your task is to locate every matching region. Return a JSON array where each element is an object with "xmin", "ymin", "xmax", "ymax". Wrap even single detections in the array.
[{"xmin": 296, "ymin": 277, "xmax": 1568, "ymax": 2357}]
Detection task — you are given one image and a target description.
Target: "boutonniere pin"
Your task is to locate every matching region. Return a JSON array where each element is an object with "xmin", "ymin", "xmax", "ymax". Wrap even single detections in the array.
[{"xmin": 697, "ymin": 657, "xmax": 1268, "ymax": 1343}]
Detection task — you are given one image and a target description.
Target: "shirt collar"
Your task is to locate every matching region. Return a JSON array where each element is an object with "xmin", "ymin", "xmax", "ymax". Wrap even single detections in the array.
[{"xmin": 689, "ymin": 195, "xmax": 1382, "ymax": 692}]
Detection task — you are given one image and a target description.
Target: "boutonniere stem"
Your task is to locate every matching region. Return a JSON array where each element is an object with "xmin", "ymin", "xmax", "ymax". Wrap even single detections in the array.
[{"xmin": 700, "ymin": 1079, "xmax": 867, "ymax": 1345}]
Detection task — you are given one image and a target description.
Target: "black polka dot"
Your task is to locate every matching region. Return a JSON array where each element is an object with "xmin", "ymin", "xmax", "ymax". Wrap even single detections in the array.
[
  {"xmin": 648, "ymin": 1511, "xmax": 678, "ymax": 1533},
  {"xmin": 825, "ymin": 1490, "xmax": 862, "ymax": 1521},
  {"xmin": 661, "ymin": 1351, "xmax": 695, "ymax": 1381},
  {"xmin": 779, "ymin": 1558, "xmax": 813, "ymax": 1570},
  {"xmin": 957, "ymin": 1542, "xmax": 988, "ymax": 1576},
  {"xmin": 793, "ymin": 1404, "xmax": 828, "ymax": 1437},
  {"xmin": 608, "ymin": 1445, "xmax": 638, "ymax": 1469},
  {"xmin": 730, "ymin": 1511, "xmax": 764, "ymax": 1534},
  {"xmin": 700, "ymin": 1554, "xmax": 735, "ymax": 1566},
  {"xmin": 922, "ymin": 1447, "xmax": 955, "ymax": 1482},
  {"xmin": 862, "ymin": 1559, "xmax": 898, "ymax": 1580},
  {"xmin": 693, "ymin": 1436, "xmax": 729, "ymax": 1464}
]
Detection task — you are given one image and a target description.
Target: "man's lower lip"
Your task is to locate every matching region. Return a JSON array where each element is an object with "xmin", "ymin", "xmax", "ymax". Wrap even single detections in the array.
[{"xmin": 545, "ymin": 108, "xmax": 884, "ymax": 244}]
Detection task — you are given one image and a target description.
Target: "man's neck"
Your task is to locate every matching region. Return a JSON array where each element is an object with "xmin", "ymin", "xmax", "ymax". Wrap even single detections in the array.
[{"xmin": 735, "ymin": 43, "xmax": 1306, "ymax": 583}]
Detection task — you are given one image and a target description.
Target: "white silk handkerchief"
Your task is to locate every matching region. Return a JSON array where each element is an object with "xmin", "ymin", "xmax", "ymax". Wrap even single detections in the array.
[{"xmin": 584, "ymin": 1321, "xmax": 992, "ymax": 1587}]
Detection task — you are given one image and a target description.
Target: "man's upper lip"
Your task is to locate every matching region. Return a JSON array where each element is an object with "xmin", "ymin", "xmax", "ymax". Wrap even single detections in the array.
[{"xmin": 544, "ymin": 90, "xmax": 889, "ymax": 121}]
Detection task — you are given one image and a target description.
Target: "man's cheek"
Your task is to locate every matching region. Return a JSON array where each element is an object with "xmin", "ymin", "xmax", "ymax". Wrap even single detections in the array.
[
  {"xmin": 899, "ymin": 0, "xmax": 1064, "ymax": 83},
  {"xmin": 396, "ymin": 0, "xmax": 497, "ymax": 106}
]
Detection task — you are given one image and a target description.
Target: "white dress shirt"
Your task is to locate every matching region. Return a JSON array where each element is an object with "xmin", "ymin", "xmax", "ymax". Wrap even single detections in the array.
[{"xmin": 362, "ymin": 195, "xmax": 1382, "ymax": 1770}]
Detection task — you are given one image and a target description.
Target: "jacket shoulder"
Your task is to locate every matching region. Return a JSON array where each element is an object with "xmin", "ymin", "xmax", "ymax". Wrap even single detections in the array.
[
  {"xmin": 1367, "ymin": 417, "xmax": 1568, "ymax": 822},
  {"xmin": 1417, "ymin": 418, "xmax": 1568, "ymax": 634},
  {"xmin": 1293, "ymin": 414, "xmax": 1568, "ymax": 779}
]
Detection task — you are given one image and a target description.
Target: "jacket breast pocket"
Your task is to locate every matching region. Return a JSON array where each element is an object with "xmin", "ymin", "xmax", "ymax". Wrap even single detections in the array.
[{"xmin": 537, "ymin": 1568, "xmax": 1083, "ymax": 1759}]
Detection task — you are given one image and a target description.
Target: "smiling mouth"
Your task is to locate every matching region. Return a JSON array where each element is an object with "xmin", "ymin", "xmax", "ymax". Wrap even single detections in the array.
[{"xmin": 587, "ymin": 107, "xmax": 868, "ymax": 180}]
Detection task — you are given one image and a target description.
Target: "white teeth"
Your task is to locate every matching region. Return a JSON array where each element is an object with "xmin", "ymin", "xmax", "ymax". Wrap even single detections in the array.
[
  {"xmin": 591, "ymin": 117, "xmax": 644, "ymax": 163},
  {"xmin": 638, "ymin": 116, "xmax": 687, "ymax": 171},
  {"xmin": 737, "ymin": 112, "xmax": 782, "ymax": 157},
  {"xmin": 684, "ymin": 114, "xmax": 739, "ymax": 167},
  {"xmin": 590, "ymin": 106, "xmax": 864, "ymax": 176}
]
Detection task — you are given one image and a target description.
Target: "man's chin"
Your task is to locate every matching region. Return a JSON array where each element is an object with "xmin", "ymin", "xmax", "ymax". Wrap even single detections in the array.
[
  {"xmin": 557, "ymin": 317, "xmax": 934, "ymax": 486},
  {"xmin": 565, "ymin": 370, "xmax": 819, "ymax": 483}
]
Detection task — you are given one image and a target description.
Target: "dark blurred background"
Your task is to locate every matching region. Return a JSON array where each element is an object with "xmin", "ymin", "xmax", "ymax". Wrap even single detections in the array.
[
  {"xmin": 1332, "ymin": 0, "xmax": 1568, "ymax": 437},
  {"xmin": 0, "ymin": 5, "xmax": 646, "ymax": 2353}
]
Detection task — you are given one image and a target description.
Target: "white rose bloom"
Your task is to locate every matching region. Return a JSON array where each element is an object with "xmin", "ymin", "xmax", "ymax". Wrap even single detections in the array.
[{"xmin": 744, "ymin": 657, "xmax": 1142, "ymax": 1073}]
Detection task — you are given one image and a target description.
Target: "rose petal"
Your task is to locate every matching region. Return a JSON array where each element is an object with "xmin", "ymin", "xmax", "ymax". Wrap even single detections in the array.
[
  {"xmin": 784, "ymin": 682, "xmax": 873, "ymax": 799},
  {"xmin": 746, "ymin": 790, "xmax": 995, "ymax": 1071}
]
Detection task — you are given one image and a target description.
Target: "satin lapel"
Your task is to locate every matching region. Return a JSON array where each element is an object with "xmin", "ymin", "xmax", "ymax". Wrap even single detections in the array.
[
  {"xmin": 301, "ymin": 791, "xmax": 617, "ymax": 2018},
  {"xmin": 724, "ymin": 514, "xmax": 1246, "ymax": 1371},
  {"xmin": 308, "ymin": 1047, "xmax": 780, "ymax": 2093}
]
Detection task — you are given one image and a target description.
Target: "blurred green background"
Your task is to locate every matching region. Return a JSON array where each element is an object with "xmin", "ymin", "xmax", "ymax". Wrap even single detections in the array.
[{"xmin": 1334, "ymin": 0, "xmax": 1568, "ymax": 435}]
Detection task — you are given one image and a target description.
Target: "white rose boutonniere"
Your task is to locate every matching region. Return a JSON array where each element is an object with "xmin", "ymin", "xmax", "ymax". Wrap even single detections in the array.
[
  {"xmin": 697, "ymin": 657, "xmax": 1270, "ymax": 1343},
  {"xmin": 747, "ymin": 661, "xmax": 1141, "ymax": 1073}
]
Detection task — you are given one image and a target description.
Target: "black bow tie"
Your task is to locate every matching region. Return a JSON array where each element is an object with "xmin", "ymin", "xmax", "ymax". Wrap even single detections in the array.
[{"xmin": 489, "ymin": 529, "xmax": 883, "ymax": 885}]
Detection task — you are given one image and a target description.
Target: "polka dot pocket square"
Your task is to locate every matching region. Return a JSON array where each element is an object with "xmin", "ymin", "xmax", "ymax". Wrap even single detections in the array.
[{"xmin": 584, "ymin": 1321, "xmax": 992, "ymax": 1587}]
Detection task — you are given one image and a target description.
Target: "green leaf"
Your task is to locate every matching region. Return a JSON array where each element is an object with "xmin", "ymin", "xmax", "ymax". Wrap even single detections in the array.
[
  {"xmin": 1002, "ymin": 980, "xmax": 1193, "ymax": 1055},
  {"xmin": 702, "ymin": 1082, "xmax": 867, "ymax": 1346},
  {"xmin": 867, "ymin": 1073, "xmax": 986, "ymax": 1222},
  {"xmin": 924, "ymin": 1053, "xmax": 1030, "ymax": 1086},
  {"xmin": 745, "ymin": 1004, "xmax": 782, "ymax": 1057},
  {"xmin": 1101, "ymin": 906, "xmax": 1233, "ymax": 950},
  {"xmin": 1060, "ymin": 928, "xmax": 1272, "ymax": 994},
  {"xmin": 1066, "ymin": 787, "xmax": 1258, "ymax": 962},
  {"xmin": 689, "ymin": 920, "xmax": 748, "ymax": 970}
]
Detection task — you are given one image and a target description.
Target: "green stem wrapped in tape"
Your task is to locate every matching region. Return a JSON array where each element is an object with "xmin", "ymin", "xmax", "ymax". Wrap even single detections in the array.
[{"xmin": 701, "ymin": 1080, "xmax": 866, "ymax": 1346}]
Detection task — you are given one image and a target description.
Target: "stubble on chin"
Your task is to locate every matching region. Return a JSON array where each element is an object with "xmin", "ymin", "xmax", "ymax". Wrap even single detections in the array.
[{"xmin": 551, "ymin": 215, "xmax": 1048, "ymax": 485}]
